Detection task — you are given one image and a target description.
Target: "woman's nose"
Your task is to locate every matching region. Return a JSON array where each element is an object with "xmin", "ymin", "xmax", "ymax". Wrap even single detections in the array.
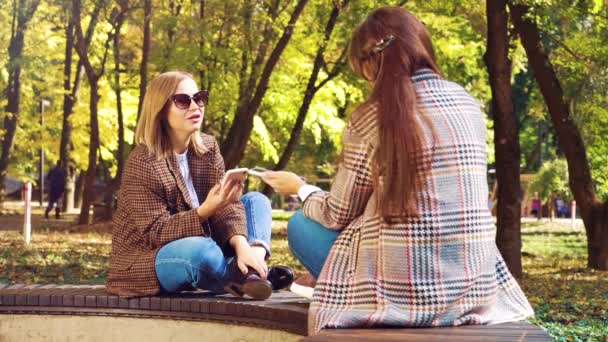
[{"xmin": 189, "ymin": 98, "xmax": 200, "ymax": 110}]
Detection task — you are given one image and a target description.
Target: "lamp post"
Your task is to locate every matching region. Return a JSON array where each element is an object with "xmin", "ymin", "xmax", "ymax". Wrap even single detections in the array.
[{"xmin": 39, "ymin": 99, "xmax": 50, "ymax": 208}]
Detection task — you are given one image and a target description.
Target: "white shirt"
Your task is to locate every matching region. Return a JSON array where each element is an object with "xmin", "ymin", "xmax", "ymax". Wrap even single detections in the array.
[
  {"xmin": 298, "ymin": 184, "xmax": 323, "ymax": 202},
  {"xmin": 175, "ymin": 151, "xmax": 200, "ymax": 208}
]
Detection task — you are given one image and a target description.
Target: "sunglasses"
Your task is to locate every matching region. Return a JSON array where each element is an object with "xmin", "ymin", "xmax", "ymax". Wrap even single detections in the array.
[{"xmin": 170, "ymin": 90, "xmax": 209, "ymax": 110}]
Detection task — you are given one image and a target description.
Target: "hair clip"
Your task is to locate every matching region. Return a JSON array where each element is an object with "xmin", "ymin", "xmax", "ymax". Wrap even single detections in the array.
[{"xmin": 371, "ymin": 35, "xmax": 396, "ymax": 54}]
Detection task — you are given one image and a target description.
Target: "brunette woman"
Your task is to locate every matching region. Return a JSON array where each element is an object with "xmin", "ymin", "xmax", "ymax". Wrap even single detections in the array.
[{"xmin": 262, "ymin": 6, "xmax": 533, "ymax": 333}]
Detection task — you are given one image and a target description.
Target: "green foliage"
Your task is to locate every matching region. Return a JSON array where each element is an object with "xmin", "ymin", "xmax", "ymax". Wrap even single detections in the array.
[
  {"xmin": 272, "ymin": 210, "xmax": 293, "ymax": 222},
  {"xmin": 0, "ymin": 0, "xmax": 606, "ymax": 209},
  {"xmin": 0, "ymin": 0, "xmax": 503, "ymax": 185},
  {"xmin": 529, "ymin": 159, "xmax": 571, "ymax": 202},
  {"xmin": 520, "ymin": 221, "xmax": 608, "ymax": 341},
  {"xmin": 518, "ymin": 0, "xmax": 608, "ymax": 198}
]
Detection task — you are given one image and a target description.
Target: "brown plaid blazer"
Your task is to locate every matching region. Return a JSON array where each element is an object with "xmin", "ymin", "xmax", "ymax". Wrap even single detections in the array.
[{"xmin": 106, "ymin": 133, "xmax": 246, "ymax": 297}]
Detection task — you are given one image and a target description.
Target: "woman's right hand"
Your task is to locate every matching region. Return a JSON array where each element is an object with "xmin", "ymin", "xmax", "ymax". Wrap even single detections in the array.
[
  {"xmin": 197, "ymin": 180, "xmax": 242, "ymax": 219},
  {"xmin": 260, "ymin": 171, "xmax": 306, "ymax": 195}
]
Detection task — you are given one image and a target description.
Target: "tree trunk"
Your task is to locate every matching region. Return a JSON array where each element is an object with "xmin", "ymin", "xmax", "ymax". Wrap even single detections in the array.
[
  {"xmin": 198, "ymin": 0, "xmax": 205, "ymax": 88},
  {"xmin": 588, "ymin": 203, "xmax": 608, "ymax": 269},
  {"xmin": 136, "ymin": 0, "xmax": 151, "ymax": 123},
  {"xmin": 161, "ymin": 0, "xmax": 182, "ymax": 72},
  {"xmin": 59, "ymin": 7, "xmax": 74, "ymax": 172},
  {"xmin": 262, "ymin": 1, "xmax": 347, "ymax": 195},
  {"xmin": 0, "ymin": 0, "xmax": 40, "ymax": 205},
  {"xmin": 79, "ymin": 87, "xmax": 100, "ymax": 224},
  {"xmin": 112, "ymin": 4, "xmax": 127, "ymax": 188},
  {"xmin": 59, "ymin": 1, "xmax": 101, "ymax": 212},
  {"xmin": 522, "ymin": 132, "xmax": 541, "ymax": 173},
  {"xmin": 486, "ymin": 0, "xmax": 523, "ymax": 277},
  {"xmin": 72, "ymin": 0, "xmax": 112, "ymax": 225},
  {"xmin": 509, "ymin": 2, "xmax": 608, "ymax": 270},
  {"xmin": 64, "ymin": 171, "xmax": 75, "ymax": 212},
  {"xmin": 221, "ymin": 0, "xmax": 309, "ymax": 169},
  {"xmin": 74, "ymin": 170, "xmax": 84, "ymax": 209}
]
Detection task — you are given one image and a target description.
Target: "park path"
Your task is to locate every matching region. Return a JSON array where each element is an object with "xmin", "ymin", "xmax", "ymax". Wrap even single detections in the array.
[
  {"xmin": 0, "ymin": 202, "xmax": 583, "ymax": 233},
  {"xmin": 0, "ymin": 201, "xmax": 78, "ymax": 232}
]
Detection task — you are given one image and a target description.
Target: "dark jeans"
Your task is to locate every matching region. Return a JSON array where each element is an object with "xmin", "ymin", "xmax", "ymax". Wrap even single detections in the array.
[{"xmin": 45, "ymin": 191, "xmax": 63, "ymax": 216}]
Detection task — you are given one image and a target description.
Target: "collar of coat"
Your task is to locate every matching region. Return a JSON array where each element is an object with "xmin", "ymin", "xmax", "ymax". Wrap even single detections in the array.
[
  {"xmin": 411, "ymin": 68, "xmax": 442, "ymax": 83},
  {"xmin": 136, "ymin": 138, "xmax": 213, "ymax": 210}
]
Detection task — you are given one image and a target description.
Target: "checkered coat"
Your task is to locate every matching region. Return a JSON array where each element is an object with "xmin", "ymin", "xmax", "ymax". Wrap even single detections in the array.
[
  {"xmin": 304, "ymin": 69, "xmax": 534, "ymax": 334},
  {"xmin": 106, "ymin": 134, "xmax": 246, "ymax": 297}
]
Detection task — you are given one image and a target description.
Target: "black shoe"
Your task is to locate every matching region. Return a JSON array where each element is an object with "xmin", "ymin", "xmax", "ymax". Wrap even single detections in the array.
[
  {"xmin": 44, "ymin": 209, "xmax": 50, "ymax": 219},
  {"xmin": 267, "ymin": 265, "xmax": 294, "ymax": 291},
  {"xmin": 223, "ymin": 258, "xmax": 272, "ymax": 300}
]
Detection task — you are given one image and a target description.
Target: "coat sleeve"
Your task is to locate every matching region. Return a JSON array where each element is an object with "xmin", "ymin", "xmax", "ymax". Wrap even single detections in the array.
[
  {"xmin": 121, "ymin": 153, "xmax": 204, "ymax": 249},
  {"xmin": 206, "ymin": 139, "xmax": 248, "ymax": 251},
  {"xmin": 302, "ymin": 126, "xmax": 374, "ymax": 230}
]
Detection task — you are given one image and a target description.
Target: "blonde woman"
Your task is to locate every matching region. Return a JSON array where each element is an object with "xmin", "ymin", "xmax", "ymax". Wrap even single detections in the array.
[{"xmin": 107, "ymin": 71, "xmax": 293, "ymax": 299}]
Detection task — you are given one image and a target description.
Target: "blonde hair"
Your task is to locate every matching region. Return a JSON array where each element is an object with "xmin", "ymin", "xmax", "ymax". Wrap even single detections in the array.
[{"xmin": 134, "ymin": 71, "xmax": 206, "ymax": 159}]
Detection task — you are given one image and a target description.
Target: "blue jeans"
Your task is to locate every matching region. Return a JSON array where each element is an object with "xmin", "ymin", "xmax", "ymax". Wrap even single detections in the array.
[
  {"xmin": 287, "ymin": 211, "xmax": 339, "ymax": 278},
  {"xmin": 155, "ymin": 192, "xmax": 272, "ymax": 293}
]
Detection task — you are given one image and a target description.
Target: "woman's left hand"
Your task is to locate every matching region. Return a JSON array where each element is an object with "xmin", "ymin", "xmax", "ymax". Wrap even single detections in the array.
[
  {"xmin": 260, "ymin": 171, "xmax": 306, "ymax": 195},
  {"xmin": 230, "ymin": 235, "xmax": 268, "ymax": 278}
]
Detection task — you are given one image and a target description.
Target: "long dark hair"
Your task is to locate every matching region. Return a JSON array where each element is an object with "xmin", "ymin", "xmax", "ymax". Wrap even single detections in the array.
[{"xmin": 348, "ymin": 6, "xmax": 440, "ymax": 219}]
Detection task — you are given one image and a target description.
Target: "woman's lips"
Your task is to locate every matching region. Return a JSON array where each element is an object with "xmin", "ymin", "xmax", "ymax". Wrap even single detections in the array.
[{"xmin": 187, "ymin": 113, "xmax": 202, "ymax": 121}]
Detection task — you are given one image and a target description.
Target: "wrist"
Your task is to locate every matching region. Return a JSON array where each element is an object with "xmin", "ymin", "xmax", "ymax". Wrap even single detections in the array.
[
  {"xmin": 229, "ymin": 235, "xmax": 249, "ymax": 252},
  {"xmin": 197, "ymin": 201, "xmax": 214, "ymax": 219},
  {"xmin": 290, "ymin": 178, "xmax": 306, "ymax": 195}
]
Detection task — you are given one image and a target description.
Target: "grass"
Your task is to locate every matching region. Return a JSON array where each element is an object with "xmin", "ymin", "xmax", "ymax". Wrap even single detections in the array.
[
  {"xmin": 0, "ymin": 218, "xmax": 606, "ymax": 341},
  {"xmin": 519, "ymin": 221, "xmax": 607, "ymax": 341}
]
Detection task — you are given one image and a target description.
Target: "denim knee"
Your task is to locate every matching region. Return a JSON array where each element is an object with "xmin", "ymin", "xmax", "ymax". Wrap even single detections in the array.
[
  {"xmin": 241, "ymin": 191, "xmax": 272, "ymax": 253},
  {"xmin": 287, "ymin": 211, "xmax": 306, "ymax": 250},
  {"xmin": 241, "ymin": 191, "xmax": 271, "ymax": 210},
  {"xmin": 189, "ymin": 238, "xmax": 226, "ymax": 283}
]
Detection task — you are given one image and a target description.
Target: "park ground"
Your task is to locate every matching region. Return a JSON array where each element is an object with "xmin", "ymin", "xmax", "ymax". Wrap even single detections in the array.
[{"xmin": 0, "ymin": 205, "xmax": 606, "ymax": 341}]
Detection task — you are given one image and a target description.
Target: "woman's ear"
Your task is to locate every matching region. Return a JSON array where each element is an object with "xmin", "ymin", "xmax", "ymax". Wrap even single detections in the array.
[{"xmin": 362, "ymin": 60, "xmax": 376, "ymax": 82}]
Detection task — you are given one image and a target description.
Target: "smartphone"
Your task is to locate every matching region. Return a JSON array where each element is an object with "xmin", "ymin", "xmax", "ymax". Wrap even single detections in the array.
[
  {"xmin": 222, "ymin": 168, "xmax": 248, "ymax": 187},
  {"xmin": 247, "ymin": 167, "xmax": 268, "ymax": 178}
]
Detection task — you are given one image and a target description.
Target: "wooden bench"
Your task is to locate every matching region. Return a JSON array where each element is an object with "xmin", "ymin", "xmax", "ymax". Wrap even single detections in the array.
[{"xmin": 0, "ymin": 284, "xmax": 551, "ymax": 341}]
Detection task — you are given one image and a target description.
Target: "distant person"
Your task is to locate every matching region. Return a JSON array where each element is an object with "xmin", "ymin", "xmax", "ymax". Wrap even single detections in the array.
[
  {"xmin": 45, "ymin": 162, "xmax": 66, "ymax": 219},
  {"xmin": 261, "ymin": 6, "xmax": 533, "ymax": 333},
  {"xmin": 530, "ymin": 191, "xmax": 540, "ymax": 218},
  {"xmin": 285, "ymin": 194, "xmax": 300, "ymax": 211},
  {"xmin": 555, "ymin": 196, "xmax": 567, "ymax": 218}
]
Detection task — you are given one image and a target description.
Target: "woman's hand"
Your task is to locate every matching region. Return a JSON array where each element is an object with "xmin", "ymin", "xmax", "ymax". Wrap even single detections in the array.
[
  {"xmin": 197, "ymin": 179, "xmax": 242, "ymax": 219},
  {"xmin": 260, "ymin": 171, "xmax": 306, "ymax": 195},
  {"xmin": 230, "ymin": 235, "xmax": 268, "ymax": 278}
]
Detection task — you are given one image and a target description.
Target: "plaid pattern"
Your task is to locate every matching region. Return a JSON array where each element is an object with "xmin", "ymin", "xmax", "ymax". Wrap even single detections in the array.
[
  {"xmin": 106, "ymin": 134, "xmax": 247, "ymax": 297},
  {"xmin": 304, "ymin": 69, "xmax": 534, "ymax": 334}
]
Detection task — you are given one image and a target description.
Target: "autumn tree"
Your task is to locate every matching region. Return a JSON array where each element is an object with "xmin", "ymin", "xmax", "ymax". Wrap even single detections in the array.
[
  {"xmin": 509, "ymin": 1, "xmax": 608, "ymax": 270},
  {"xmin": 72, "ymin": 0, "xmax": 116, "ymax": 224},
  {"xmin": 486, "ymin": 0, "xmax": 523, "ymax": 277},
  {"xmin": 220, "ymin": 0, "xmax": 309, "ymax": 169},
  {"xmin": 0, "ymin": 0, "xmax": 40, "ymax": 205}
]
